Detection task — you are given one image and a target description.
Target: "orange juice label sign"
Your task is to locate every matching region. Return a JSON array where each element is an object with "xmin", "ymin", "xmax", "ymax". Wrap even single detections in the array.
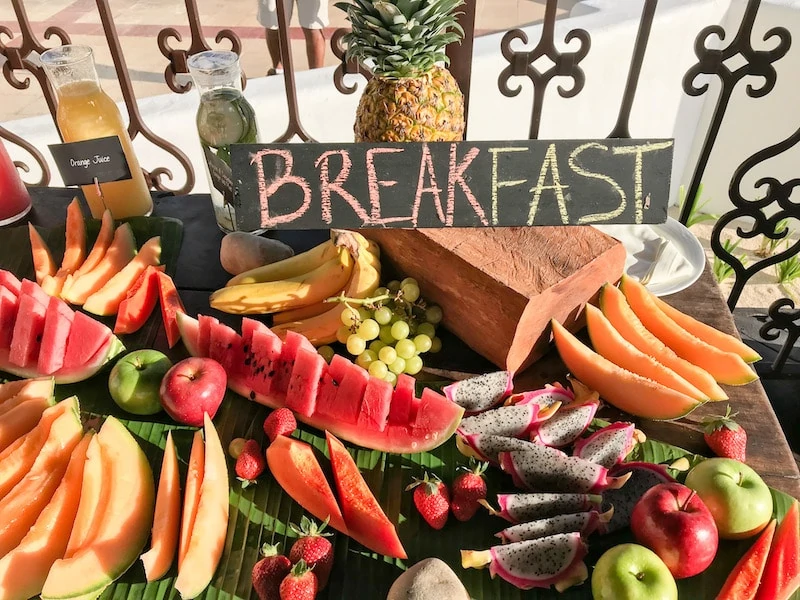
[{"xmin": 49, "ymin": 136, "xmax": 132, "ymax": 186}]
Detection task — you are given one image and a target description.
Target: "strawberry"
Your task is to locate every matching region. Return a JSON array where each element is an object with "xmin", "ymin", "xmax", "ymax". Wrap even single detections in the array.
[
  {"xmin": 251, "ymin": 543, "xmax": 292, "ymax": 600},
  {"xmin": 264, "ymin": 408, "xmax": 297, "ymax": 443},
  {"xmin": 451, "ymin": 460, "xmax": 488, "ymax": 522},
  {"xmin": 279, "ymin": 559, "xmax": 318, "ymax": 600},
  {"xmin": 235, "ymin": 439, "xmax": 266, "ymax": 487},
  {"xmin": 703, "ymin": 405, "xmax": 747, "ymax": 462},
  {"xmin": 288, "ymin": 516, "xmax": 334, "ymax": 590},
  {"xmin": 406, "ymin": 472, "xmax": 450, "ymax": 530}
]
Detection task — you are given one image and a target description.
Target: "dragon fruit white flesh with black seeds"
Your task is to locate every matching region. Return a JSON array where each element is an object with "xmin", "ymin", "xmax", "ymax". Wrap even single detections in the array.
[
  {"xmin": 601, "ymin": 461, "xmax": 675, "ymax": 533},
  {"xmin": 485, "ymin": 493, "xmax": 604, "ymax": 523},
  {"xmin": 506, "ymin": 385, "xmax": 573, "ymax": 408},
  {"xmin": 443, "ymin": 371, "xmax": 513, "ymax": 415},
  {"xmin": 461, "ymin": 533, "xmax": 589, "ymax": 591},
  {"xmin": 495, "ymin": 509, "xmax": 612, "ymax": 543},
  {"xmin": 573, "ymin": 422, "xmax": 638, "ymax": 468},
  {"xmin": 456, "ymin": 403, "xmax": 558, "ymax": 439},
  {"xmin": 499, "ymin": 446, "xmax": 631, "ymax": 493},
  {"xmin": 530, "ymin": 400, "xmax": 599, "ymax": 447},
  {"xmin": 456, "ymin": 433, "xmax": 546, "ymax": 464}
]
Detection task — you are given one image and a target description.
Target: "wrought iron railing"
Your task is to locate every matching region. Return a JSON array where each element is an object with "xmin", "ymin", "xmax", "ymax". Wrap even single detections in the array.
[{"xmin": 1, "ymin": 0, "xmax": 798, "ymax": 373}]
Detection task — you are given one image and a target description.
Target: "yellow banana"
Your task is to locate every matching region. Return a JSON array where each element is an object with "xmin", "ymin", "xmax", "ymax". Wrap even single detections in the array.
[
  {"xmin": 210, "ymin": 247, "xmax": 354, "ymax": 314},
  {"xmin": 226, "ymin": 239, "xmax": 339, "ymax": 286},
  {"xmin": 271, "ymin": 254, "xmax": 381, "ymax": 345}
]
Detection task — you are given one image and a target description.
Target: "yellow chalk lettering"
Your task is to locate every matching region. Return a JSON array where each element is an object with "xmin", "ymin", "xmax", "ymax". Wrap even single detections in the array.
[
  {"xmin": 568, "ymin": 142, "xmax": 627, "ymax": 224},
  {"xmin": 528, "ymin": 143, "xmax": 570, "ymax": 225},
  {"xmin": 612, "ymin": 141, "xmax": 674, "ymax": 224},
  {"xmin": 489, "ymin": 147, "xmax": 528, "ymax": 225}
]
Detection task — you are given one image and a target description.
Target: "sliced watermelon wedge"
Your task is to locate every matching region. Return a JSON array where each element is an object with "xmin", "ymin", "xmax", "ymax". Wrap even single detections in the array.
[
  {"xmin": 9, "ymin": 294, "xmax": 47, "ymax": 367},
  {"xmin": 38, "ymin": 296, "xmax": 75, "ymax": 375},
  {"xmin": 208, "ymin": 322, "xmax": 239, "ymax": 366},
  {"xmin": 756, "ymin": 501, "xmax": 800, "ymax": 600},
  {"xmin": 330, "ymin": 365, "xmax": 369, "ymax": 425},
  {"xmin": 245, "ymin": 329, "xmax": 282, "ymax": 397},
  {"xmin": 717, "ymin": 519, "xmax": 776, "ymax": 600},
  {"xmin": 0, "ymin": 287, "xmax": 19, "ymax": 349},
  {"xmin": 285, "ymin": 348, "xmax": 325, "ymax": 417},
  {"xmin": 273, "ymin": 331, "xmax": 314, "ymax": 396},
  {"xmin": 19, "ymin": 279, "xmax": 50, "ymax": 311},
  {"xmin": 388, "ymin": 374, "xmax": 415, "ymax": 425},
  {"xmin": 0, "ymin": 273, "xmax": 21, "ymax": 297},
  {"xmin": 62, "ymin": 312, "xmax": 112, "ymax": 371},
  {"xmin": 316, "ymin": 355, "xmax": 351, "ymax": 419},
  {"xmin": 197, "ymin": 315, "xmax": 219, "ymax": 358},
  {"xmin": 357, "ymin": 377, "xmax": 392, "ymax": 433}
]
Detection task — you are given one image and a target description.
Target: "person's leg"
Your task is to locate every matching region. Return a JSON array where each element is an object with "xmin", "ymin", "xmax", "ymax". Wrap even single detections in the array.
[
  {"xmin": 258, "ymin": 0, "xmax": 294, "ymax": 73},
  {"xmin": 265, "ymin": 29, "xmax": 283, "ymax": 72},
  {"xmin": 302, "ymin": 28, "xmax": 325, "ymax": 69},
  {"xmin": 297, "ymin": 0, "xmax": 328, "ymax": 69}
]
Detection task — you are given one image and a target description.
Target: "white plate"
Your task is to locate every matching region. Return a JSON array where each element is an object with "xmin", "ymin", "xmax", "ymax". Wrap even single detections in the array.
[{"xmin": 593, "ymin": 218, "xmax": 706, "ymax": 297}]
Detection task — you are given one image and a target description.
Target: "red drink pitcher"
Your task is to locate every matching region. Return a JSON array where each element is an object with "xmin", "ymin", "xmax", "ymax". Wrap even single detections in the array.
[{"xmin": 0, "ymin": 139, "xmax": 32, "ymax": 226}]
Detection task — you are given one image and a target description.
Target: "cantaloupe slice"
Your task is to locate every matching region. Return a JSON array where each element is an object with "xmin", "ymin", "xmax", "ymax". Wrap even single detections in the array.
[
  {"xmin": 64, "ymin": 433, "xmax": 104, "ymax": 558},
  {"xmin": 585, "ymin": 304, "xmax": 708, "ymax": 401},
  {"xmin": 0, "ymin": 431, "xmax": 92, "ymax": 600},
  {"xmin": 40, "ymin": 275, "xmax": 66, "ymax": 297},
  {"xmin": 141, "ymin": 431, "xmax": 181, "ymax": 582},
  {"xmin": 58, "ymin": 198, "xmax": 86, "ymax": 275},
  {"xmin": 0, "ymin": 377, "xmax": 55, "ymax": 417},
  {"xmin": 174, "ymin": 414, "xmax": 229, "ymax": 599},
  {"xmin": 599, "ymin": 284, "xmax": 729, "ymax": 401},
  {"xmin": 619, "ymin": 276, "xmax": 757, "ymax": 386},
  {"xmin": 0, "ymin": 394, "xmax": 55, "ymax": 452},
  {"xmin": 0, "ymin": 402, "xmax": 83, "ymax": 556},
  {"xmin": 83, "ymin": 236, "xmax": 162, "ymax": 316},
  {"xmin": 0, "ymin": 395, "xmax": 76, "ymax": 502},
  {"xmin": 652, "ymin": 295, "xmax": 763, "ymax": 363},
  {"xmin": 0, "ymin": 379, "xmax": 37, "ymax": 404},
  {"xmin": 41, "ymin": 416, "xmax": 155, "ymax": 600},
  {"xmin": 61, "ymin": 223, "xmax": 136, "ymax": 306},
  {"xmin": 551, "ymin": 319, "xmax": 702, "ymax": 420},
  {"xmin": 178, "ymin": 429, "xmax": 204, "ymax": 569},
  {"xmin": 71, "ymin": 210, "xmax": 114, "ymax": 281},
  {"xmin": 28, "ymin": 224, "xmax": 56, "ymax": 286}
]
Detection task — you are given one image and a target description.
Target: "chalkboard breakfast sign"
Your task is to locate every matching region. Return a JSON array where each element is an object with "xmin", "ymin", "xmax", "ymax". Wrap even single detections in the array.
[{"xmin": 230, "ymin": 139, "xmax": 674, "ymax": 230}]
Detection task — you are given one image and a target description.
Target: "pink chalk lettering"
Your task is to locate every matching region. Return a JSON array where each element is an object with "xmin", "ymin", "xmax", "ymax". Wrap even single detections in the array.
[
  {"xmin": 315, "ymin": 150, "xmax": 369, "ymax": 225},
  {"xmin": 411, "ymin": 143, "xmax": 446, "ymax": 227},
  {"xmin": 365, "ymin": 147, "xmax": 410, "ymax": 225},
  {"xmin": 447, "ymin": 145, "xmax": 486, "ymax": 226},
  {"xmin": 251, "ymin": 149, "xmax": 312, "ymax": 227}
]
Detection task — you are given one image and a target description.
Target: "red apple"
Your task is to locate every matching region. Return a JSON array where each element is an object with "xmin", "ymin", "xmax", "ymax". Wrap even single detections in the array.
[
  {"xmin": 159, "ymin": 357, "xmax": 227, "ymax": 426},
  {"xmin": 630, "ymin": 482, "xmax": 718, "ymax": 579}
]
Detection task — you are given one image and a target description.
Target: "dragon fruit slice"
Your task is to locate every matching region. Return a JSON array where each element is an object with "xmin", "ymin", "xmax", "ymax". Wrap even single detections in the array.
[
  {"xmin": 495, "ymin": 508, "xmax": 612, "ymax": 543},
  {"xmin": 506, "ymin": 384, "xmax": 573, "ymax": 408},
  {"xmin": 443, "ymin": 370, "xmax": 513, "ymax": 415},
  {"xmin": 499, "ymin": 446, "xmax": 631, "ymax": 493},
  {"xmin": 601, "ymin": 461, "xmax": 675, "ymax": 533},
  {"xmin": 530, "ymin": 400, "xmax": 599, "ymax": 447},
  {"xmin": 573, "ymin": 422, "xmax": 639, "ymax": 468},
  {"xmin": 456, "ymin": 403, "xmax": 558, "ymax": 439},
  {"xmin": 457, "ymin": 434, "xmax": 555, "ymax": 464},
  {"xmin": 461, "ymin": 533, "xmax": 588, "ymax": 591},
  {"xmin": 482, "ymin": 492, "xmax": 603, "ymax": 523}
]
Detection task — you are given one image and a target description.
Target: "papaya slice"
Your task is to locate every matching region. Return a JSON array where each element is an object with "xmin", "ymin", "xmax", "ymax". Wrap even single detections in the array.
[
  {"xmin": 717, "ymin": 519, "xmax": 776, "ymax": 600},
  {"xmin": 0, "ymin": 432, "xmax": 92, "ymax": 600},
  {"xmin": 619, "ymin": 276, "xmax": 757, "ymax": 385},
  {"xmin": 141, "ymin": 431, "xmax": 181, "ymax": 582},
  {"xmin": 551, "ymin": 319, "xmax": 702, "ymax": 420},
  {"xmin": 178, "ymin": 429, "xmax": 205, "ymax": 569},
  {"xmin": 28, "ymin": 224, "xmax": 56, "ymax": 286},
  {"xmin": 64, "ymin": 434, "xmax": 104, "ymax": 557},
  {"xmin": 58, "ymin": 198, "xmax": 86, "ymax": 275},
  {"xmin": 755, "ymin": 501, "xmax": 800, "ymax": 600},
  {"xmin": 599, "ymin": 283, "xmax": 729, "ymax": 400}
]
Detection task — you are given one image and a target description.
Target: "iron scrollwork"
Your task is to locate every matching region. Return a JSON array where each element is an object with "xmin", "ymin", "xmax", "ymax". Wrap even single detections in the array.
[{"xmin": 759, "ymin": 298, "xmax": 800, "ymax": 373}]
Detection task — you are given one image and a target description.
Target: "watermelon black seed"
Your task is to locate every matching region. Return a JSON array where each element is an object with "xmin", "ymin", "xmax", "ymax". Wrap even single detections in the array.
[
  {"xmin": 227, "ymin": 343, "xmax": 233, "ymax": 349},
  {"xmin": 36, "ymin": 334, "xmax": 42, "ymax": 343},
  {"xmin": 249, "ymin": 391, "xmax": 256, "ymax": 400},
  {"xmin": 243, "ymin": 345, "xmax": 249, "ymax": 353},
  {"xmin": 268, "ymin": 370, "xmax": 275, "ymax": 377},
  {"xmin": 333, "ymin": 380, "xmax": 339, "ymax": 387},
  {"xmin": 244, "ymin": 358, "xmax": 251, "ymax": 366}
]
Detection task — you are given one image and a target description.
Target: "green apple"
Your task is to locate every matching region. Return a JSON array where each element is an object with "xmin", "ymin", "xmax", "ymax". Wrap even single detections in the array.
[
  {"xmin": 684, "ymin": 457, "xmax": 773, "ymax": 539},
  {"xmin": 592, "ymin": 544, "xmax": 678, "ymax": 600},
  {"xmin": 108, "ymin": 350, "xmax": 172, "ymax": 415}
]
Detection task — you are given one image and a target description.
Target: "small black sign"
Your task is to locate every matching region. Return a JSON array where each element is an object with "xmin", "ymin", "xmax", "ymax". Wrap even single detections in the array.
[
  {"xmin": 49, "ymin": 136, "xmax": 132, "ymax": 187},
  {"xmin": 230, "ymin": 139, "xmax": 674, "ymax": 230},
  {"xmin": 203, "ymin": 146, "xmax": 236, "ymax": 206}
]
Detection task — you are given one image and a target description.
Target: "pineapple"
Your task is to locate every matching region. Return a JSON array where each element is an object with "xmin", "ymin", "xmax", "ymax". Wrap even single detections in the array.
[{"xmin": 336, "ymin": 0, "xmax": 466, "ymax": 142}]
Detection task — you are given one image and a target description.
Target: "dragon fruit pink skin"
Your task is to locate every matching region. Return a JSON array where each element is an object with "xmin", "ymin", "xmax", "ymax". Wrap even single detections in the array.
[
  {"xmin": 495, "ymin": 508, "xmax": 612, "ymax": 543},
  {"xmin": 487, "ymin": 493, "xmax": 603, "ymax": 523},
  {"xmin": 530, "ymin": 400, "xmax": 599, "ymax": 447},
  {"xmin": 573, "ymin": 422, "xmax": 637, "ymax": 468},
  {"xmin": 601, "ymin": 461, "xmax": 675, "ymax": 533},
  {"xmin": 461, "ymin": 533, "xmax": 588, "ymax": 591},
  {"xmin": 456, "ymin": 433, "xmax": 546, "ymax": 464},
  {"xmin": 444, "ymin": 370, "xmax": 514, "ymax": 415},
  {"xmin": 456, "ymin": 403, "xmax": 558, "ymax": 439},
  {"xmin": 506, "ymin": 385, "xmax": 573, "ymax": 408},
  {"xmin": 499, "ymin": 446, "xmax": 631, "ymax": 493}
]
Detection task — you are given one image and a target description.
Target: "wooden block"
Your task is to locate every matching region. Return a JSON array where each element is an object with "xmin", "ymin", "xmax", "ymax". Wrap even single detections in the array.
[{"xmin": 362, "ymin": 227, "xmax": 626, "ymax": 373}]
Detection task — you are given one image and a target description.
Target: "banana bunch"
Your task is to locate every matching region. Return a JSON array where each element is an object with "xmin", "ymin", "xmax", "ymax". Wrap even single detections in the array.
[{"xmin": 210, "ymin": 231, "xmax": 381, "ymax": 342}]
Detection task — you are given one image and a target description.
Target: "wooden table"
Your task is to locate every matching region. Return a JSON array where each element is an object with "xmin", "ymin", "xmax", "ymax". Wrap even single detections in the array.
[{"xmin": 25, "ymin": 188, "xmax": 800, "ymax": 500}]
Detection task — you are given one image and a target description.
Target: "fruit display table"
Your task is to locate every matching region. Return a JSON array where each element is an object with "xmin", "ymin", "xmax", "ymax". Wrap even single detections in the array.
[{"xmin": 11, "ymin": 186, "xmax": 800, "ymax": 599}]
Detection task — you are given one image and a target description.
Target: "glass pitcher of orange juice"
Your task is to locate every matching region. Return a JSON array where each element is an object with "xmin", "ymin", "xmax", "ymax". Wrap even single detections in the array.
[{"xmin": 40, "ymin": 45, "xmax": 153, "ymax": 219}]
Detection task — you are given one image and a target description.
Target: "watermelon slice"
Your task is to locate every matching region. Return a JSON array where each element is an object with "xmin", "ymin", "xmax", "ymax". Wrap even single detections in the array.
[
  {"xmin": 273, "ymin": 331, "xmax": 315, "ymax": 396},
  {"xmin": 208, "ymin": 322, "xmax": 240, "ymax": 366},
  {"xmin": 325, "ymin": 432, "xmax": 406, "ymax": 559},
  {"xmin": 155, "ymin": 272, "xmax": 185, "ymax": 348},
  {"xmin": 9, "ymin": 294, "xmax": 47, "ymax": 367},
  {"xmin": 756, "ymin": 501, "xmax": 800, "ymax": 600},
  {"xmin": 245, "ymin": 328, "xmax": 283, "ymax": 397},
  {"xmin": 38, "ymin": 297, "xmax": 75, "ymax": 375},
  {"xmin": 62, "ymin": 312, "xmax": 112, "ymax": 371},
  {"xmin": 176, "ymin": 312, "xmax": 200, "ymax": 357},
  {"xmin": 388, "ymin": 374, "xmax": 415, "ymax": 425},
  {"xmin": 0, "ymin": 272, "xmax": 21, "ymax": 296},
  {"xmin": 197, "ymin": 315, "xmax": 219, "ymax": 358},
  {"xmin": 316, "ymin": 355, "xmax": 351, "ymax": 419},
  {"xmin": 717, "ymin": 519, "xmax": 776, "ymax": 600},
  {"xmin": 0, "ymin": 287, "xmax": 19, "ymax": 349},
  {"xmin": 241, "ymin": 317, "xmax": 270, "ymax": 348},
  {"xmin": 357, "ymin": 377, "xmax": 392, "ymax": 432},
  {"xmin": 285, "ymin": 348, "xmax": 325, "ymax": 417},
  {"xmin": 330, "ymin": 365, "xmax": 369, "ymax": 425},
  {"xmin": 20, "ymin": 279, "xmax": 51, "ymax": 309}
]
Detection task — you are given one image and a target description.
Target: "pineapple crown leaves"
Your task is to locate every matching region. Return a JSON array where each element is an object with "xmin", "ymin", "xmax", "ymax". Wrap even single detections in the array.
[
  {"xmin": 457, "ymin": 458, "xmax": 488, "ymax": 477},
  {"xmin": 405, "ymin": 471, "xmax": 444, "ymax": 495},
  {"xmin": 290, "ymin": 515, "xmax": 332, "ymax": 538},
  {"xmin": 335, "ymin": 0, "xmax": 465, "ymax": 78},
  {"xmin": 702, "ymin": 404, "xmax": 741, "ymax": 434},
  {"xmin": 260, "ymin": 542, "xmax": 283, "ymax": 557}
]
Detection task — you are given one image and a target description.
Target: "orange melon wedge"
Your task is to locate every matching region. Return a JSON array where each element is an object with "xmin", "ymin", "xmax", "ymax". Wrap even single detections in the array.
[
  {"xmin": 28, "ymin": 224, "xmax": 56, "ymax": 286},
  {"xmin": 175, "ymin": 414, "xmax": 229, "ymax": 599},
  {"xmin": 0, "ymin": 378, "xmax": 44, "ymax": 404},
  {"xmin": 179, "ymin": 429, "xmax": 205, "ymax": 569},
  {"xmin": 599, "ymin": 284, "xmax": 729, "ymax": 401},
  {"xmin": 0, "ymin": 431, "xmax": 92, "ymax": 600},
  {"xmin": 585, "ymin": 304, "xmax": 708, "ymax": 401},
  {"xmin": 0, "ymin": 394, "xmax": 55, "ymax": 453},
  {"xmin": 58, "ymin": 198, "xmax": 86, "ymax": 275},
  {"xmin": 551, "ymin": 319, "xmax": 702, "ymax": 420},
  {"xmin": 0, "ymin": 400, "xmax": 83, "ymax": 556},
  {"xmin": 62, "ymin": 222, "xmax": 136, "ymax": 306},
  {"xmin": 619, "ymin": 276, "xmax": 757, "ymax": 386},
  {"xmin": 64, "ymin": 433, "xmax": 104, "ymax": 558},
  {"xmin": 41, "ymin": 275, "xmax": 66, "ymax": 297},
  {"xmin": 73, "ymin": 210, "xmax": 114, "ymax": 279},
  {"xmin": 83, "ymin": 236, "xmax": 162, "ymax": 316},
  {"xmin": 141, "ymin": 431, "xmax": 181, "ymax": 582},
  {"xmin": 652, "ymin": 295, "xmax": 762, "ymax": 363},
  {"xmin": 0, "ymin": 377, "xmax": 55, "ymax": 418}
]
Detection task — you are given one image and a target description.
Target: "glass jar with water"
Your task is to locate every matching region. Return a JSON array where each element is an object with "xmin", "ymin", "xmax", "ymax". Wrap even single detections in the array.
[{"xmin": 188, "ymin": 51, "xmax": 259, "ymax": 233}]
